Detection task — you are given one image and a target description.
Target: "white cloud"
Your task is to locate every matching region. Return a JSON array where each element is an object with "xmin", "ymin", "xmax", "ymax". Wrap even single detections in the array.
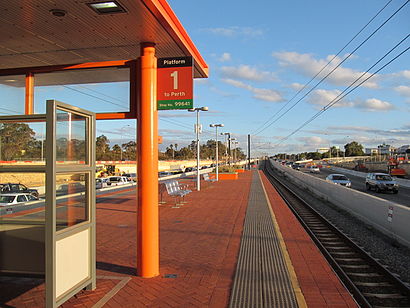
[
  {"xmin": 220, "ymin": 65, "xmax": 278, "ymax": 82},
  {"xmin": 307, "ymin": 89, "xmax": 393, "ymax": 112},
  {"xmin": 219, "ymin": 52, "xmax": 231, "ymax": 62},
  {"xmin": 272, "ymin": 51, "xmax": 378, "ymax": 88},
  {"xmin": 297, "ymin": 136, "xmax": 328, "ymax": 146},
  {"xmin": 204, "ymin": 26, "xmax": 263, "ymax": 38},
  {"xmin": 307, "ymin": 89, "xmax": 354, "ymax": 109},
  {"xmin": 355, "ymin": 98, "xmax": 394, "ymax": 112},
  {"xmin": 289, "ymin": 82, "xmax": 305, "ymax": 91},
  {"xmin": 393, "ymin": 70, "xmax": 410, "ymax": 79},
  {"xmin": 222, "ymin": 78, "xmax": 283, "ymax": 102},
  {"xmin": 395, "ymin": 85, "xmax": 410, "ymax": 97}
]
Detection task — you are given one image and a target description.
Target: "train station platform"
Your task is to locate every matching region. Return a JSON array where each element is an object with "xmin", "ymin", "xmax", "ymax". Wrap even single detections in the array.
[{"xmin": 1, "ymin": 169, "xmax": 358, "ymax": 307}]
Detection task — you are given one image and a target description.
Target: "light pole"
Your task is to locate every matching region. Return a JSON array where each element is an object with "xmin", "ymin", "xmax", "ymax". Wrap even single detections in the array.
[
  {"xmin": 232, "ymin": 140, "xmax": 239, "ymax": 163},
  {"xmin": 120, "ymin": 124, "xmax": 130, "ymax": 161},
  {"xmin": 210, "ymin": 123, "xmax": 224, "ymax": 181},
  {"xmin": 188, "ymin": 107, "xmax": 208, "ymax": 191},
  {"xmin": 230, "ymin": 138, "xmax": 237, "ymax": 163},
  {"xmin": 221, "ymin": 132, "xmax": 230, "ymax": 164}
]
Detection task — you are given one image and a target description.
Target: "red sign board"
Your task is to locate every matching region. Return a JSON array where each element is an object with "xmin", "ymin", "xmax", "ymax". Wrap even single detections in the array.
[{"xmin": 157, "ymin": 57, "xmax": 193, "ymax": 110}]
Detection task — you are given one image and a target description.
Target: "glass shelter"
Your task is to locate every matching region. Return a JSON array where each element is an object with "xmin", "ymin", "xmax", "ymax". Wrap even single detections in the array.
[{"xmin": 0, "ymin": 100, "xmax": 96, "ymax": 307}]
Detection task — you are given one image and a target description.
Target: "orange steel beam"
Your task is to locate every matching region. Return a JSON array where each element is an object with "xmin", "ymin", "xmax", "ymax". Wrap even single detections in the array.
[
  {"xmin": 137, "ymin": 42, "xmax": 159, "ymax": 278},
  {"xmin": 0, "ymin": 60, "xmax": 130, "ymax": 76},
  {"xmin": 25, "ymin": 73, "xmax": 34, "ymax": 114},
  {"xmin": 142, "ymin": 0, "xmax": 209, "ymax": 78}
]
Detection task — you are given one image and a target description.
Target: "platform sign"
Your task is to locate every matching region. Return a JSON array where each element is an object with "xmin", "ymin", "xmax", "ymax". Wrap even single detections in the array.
[{"xmin": 157, "ymin": 56, "xmax": 193, "ymax": 110}]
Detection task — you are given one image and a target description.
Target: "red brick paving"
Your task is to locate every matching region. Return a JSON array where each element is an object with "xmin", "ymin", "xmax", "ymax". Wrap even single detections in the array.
[
  {"xmin": 1, "ymin": 170, "xmax": 358, "ymax": 307},
  {"xmin": 1, "ymin": 173, "xmax": 251, "ymax": 307},
  {"xmin": 259, "ymin": 171, "xmax": 358, "ymax": 308}
]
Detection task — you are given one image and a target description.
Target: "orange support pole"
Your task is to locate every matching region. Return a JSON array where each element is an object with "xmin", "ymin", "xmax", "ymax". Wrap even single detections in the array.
[
  {"xmin": 137, "ymin": 42, "xmax": 159, "ymax": 278},
  {"xmin": 25, "ymin": 73, "xmax": 34, "ymax": 114}
]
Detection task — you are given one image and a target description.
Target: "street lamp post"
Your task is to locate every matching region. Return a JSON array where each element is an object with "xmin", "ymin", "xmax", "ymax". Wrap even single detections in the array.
[
  {"xmin": 210, "ymin": 123, "xmax": 224, "ymax": 181},
  {"xmin": 120, "ymin": 124, "xmax": 131, "ymax": 161},
  {"xmin": 232, "ymin": 140, "xmax": 239, "ymax": 163},
  {"xmin": 221, "ymin": 132, "xmax": 230, "ymax": 164},
  {"xmin": 230, "ymin": 138, "xmax": 237, "ymax": 163},
  {"xmin": 188, "ymin": 107, "xmax": 208, "ymax": 191}
]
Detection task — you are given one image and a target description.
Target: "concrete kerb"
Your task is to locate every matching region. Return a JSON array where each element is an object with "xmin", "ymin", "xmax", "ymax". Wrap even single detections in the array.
[{"xmin": 270, "ymin": 160, "xmax": 410, "ymax": 249}]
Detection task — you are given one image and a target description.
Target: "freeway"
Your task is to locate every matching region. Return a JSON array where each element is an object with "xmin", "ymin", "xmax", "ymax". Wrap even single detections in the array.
[{"xmin": 299, "ymin": 166, "xmax": 410, "ymax": 208}]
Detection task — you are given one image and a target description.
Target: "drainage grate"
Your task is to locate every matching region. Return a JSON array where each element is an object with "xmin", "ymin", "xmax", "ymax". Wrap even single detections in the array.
[{"xmin": 164, "ymin": 274, "xmax": 178, "ymax": 279}]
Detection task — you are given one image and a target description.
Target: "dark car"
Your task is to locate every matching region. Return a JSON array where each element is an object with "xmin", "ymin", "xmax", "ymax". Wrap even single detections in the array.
[
  {"xmin": 0, "ymin": 183, "xmax": 39, "ymax": 198},
  {"xmin": 123, "ymin": 173, "xmax": 137, "ymax": 182}
]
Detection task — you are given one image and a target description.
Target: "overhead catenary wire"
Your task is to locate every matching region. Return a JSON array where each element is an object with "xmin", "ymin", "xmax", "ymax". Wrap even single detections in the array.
[
  {"xmin": 252, "ymin": 0, "xmax": 408, "ymax": 136},
  {"xmin": 63, "ymin": 85, "xmax": 128, "ymax": 109},
  {"xmin": 274, "ymin": 36, "xmax": 410, "ymax": 147},
  {"xmin": 252, "ymin": 0, "xmax": 394, "ymax": 135}
]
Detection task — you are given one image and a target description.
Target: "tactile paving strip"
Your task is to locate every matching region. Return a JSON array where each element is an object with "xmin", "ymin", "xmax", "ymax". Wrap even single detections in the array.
[{"xmin": 229, "ymin": 172, "xmax": 299, "ymax": 308}]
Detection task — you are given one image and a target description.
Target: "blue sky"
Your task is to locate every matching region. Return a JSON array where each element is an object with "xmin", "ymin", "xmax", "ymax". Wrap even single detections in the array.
[
  {"xmin": 161, "ymin": 0, "xmax": 410, "ymax": 155},
  {"xmin": 1, "ymin": 1, "xmax": 409, "ymax": 157}
]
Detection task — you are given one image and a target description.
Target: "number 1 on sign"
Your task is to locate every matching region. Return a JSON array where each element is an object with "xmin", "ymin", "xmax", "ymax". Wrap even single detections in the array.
[{"xmin": 170, "ymin": 71, "xmax": 178, "ymax": 90}]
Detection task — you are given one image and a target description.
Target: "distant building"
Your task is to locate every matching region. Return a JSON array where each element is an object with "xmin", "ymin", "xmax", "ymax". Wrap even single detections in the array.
[
  {"xmin": 377, "ymin": 144, "xmax": 395, "ymax": 155},
  {"xmin": 317, "ymin": 147, "xmax": 329, "ymax": 154},
  {"xmin": 397, "ymin": 145, "xmax": 410, "ymax": 154},
  {"xmin": 365, "ymin": 148, "xmax": 378, "ymax": 155}
]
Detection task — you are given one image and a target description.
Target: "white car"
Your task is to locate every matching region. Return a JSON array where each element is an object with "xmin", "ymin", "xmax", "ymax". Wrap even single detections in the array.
[
  {"xmin": 309, "ymin": 166, "xmax": 320, "ymax": 173},
  {"xmin": 326, "ymin": 174, "xmax": 351, "ymax": 187},
  {"xmin": 0, "ymin": 193, "xmax": 39, "ymax": 207},
  {"xmin": 96, "ymin": 178, "xmax": 109, "ymax": 189},
  {"xmin": 107, "ymin": 176, "xmax": 128, "ymax": 186}
]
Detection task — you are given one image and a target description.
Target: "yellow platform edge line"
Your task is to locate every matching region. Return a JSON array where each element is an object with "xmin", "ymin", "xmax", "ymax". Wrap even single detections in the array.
[{"xmin": 258, "ymin": 171, "xmax": 308, "ymax": 308}]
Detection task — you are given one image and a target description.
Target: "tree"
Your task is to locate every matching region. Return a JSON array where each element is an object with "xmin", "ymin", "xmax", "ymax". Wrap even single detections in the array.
[
  {"xmin": 306, "ymin": 152, "xmax": 322, "ymax": 160},
  {"xmin": 344, "ymin": 141, "xmax": 364, "ymax": 157},
  {"xmin": 122, "ymin": 141, "xmax": 136, "ymax": 161},
  {"xmin": 111, "ymin": 144, "xmax": 121, "ymax": 160},
  {"xmin": 0, "ymin": 123, "xmax": 35, "ymax": 161},
  {"xmin": 96, "ymin": 135, "xmax": 110, "ymax": 160}
]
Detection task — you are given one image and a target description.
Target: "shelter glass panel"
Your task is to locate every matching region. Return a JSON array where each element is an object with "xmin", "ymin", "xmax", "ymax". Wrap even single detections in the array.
[
  {"xmin": 34, "ymin": 67, "xmax": 130, "ymax": 114},
  {"xmin": 0, "ymin": 172, "xmax": 45, "ymax": 275},
  {"xmin": 56, "ymin": 110, "xmax": 87, "ymax": 164},
  {"xmin": 0, "ymin": 75, "xmax": 26, "ymax": 115},
  {"xmin": 55, "ymin": 172, "xmax": 88, "ymax": 231},
  {"xmin": 0, "ymin": 120, "xmax": 46, "ymax": 163}
]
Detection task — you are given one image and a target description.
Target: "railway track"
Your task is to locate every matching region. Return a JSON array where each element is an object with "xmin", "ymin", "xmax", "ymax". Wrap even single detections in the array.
[{"xmin": 262, "ymin": 161, "xmax": 410, "ymax": 308}]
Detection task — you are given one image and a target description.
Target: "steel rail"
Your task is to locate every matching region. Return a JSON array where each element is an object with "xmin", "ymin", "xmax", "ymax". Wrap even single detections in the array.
[{"xmin": 262, "ymin": 160, "xmax": 410, "ymax": 308}]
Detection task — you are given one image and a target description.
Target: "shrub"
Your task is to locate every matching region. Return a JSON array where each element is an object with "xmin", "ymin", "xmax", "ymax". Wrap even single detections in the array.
[{"xmin": 217, "ymin": 166, "xmax": 237, "ymax": 173}]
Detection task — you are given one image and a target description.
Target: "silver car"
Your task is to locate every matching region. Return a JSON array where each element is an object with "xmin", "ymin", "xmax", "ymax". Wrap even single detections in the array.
[
  {"xmin": 326, "ymin": 174, "xmax": 351, "ymax": 187},
  {"xmin": 365, "ymin": 173, "xmax": 399, "ymax": 194},
  {"xmin": 0, "ymin": 193, "xmax": 39, "ymax": 207}
]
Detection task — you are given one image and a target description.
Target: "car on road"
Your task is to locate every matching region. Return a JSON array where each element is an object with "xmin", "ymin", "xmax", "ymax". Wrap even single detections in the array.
[
  {"xmin": 292, "ymin": 163, "xmax": 301, "ymax": 170},
  {"xmin": 308, "ymin": 166, "xmax": 320, "ymax": 173},
  {"xmin": 123, "ymin": 173, "xmax": 137, "ymax": 182},
  {"xmin": 0, "ymin": 183, "xmax": 39, "ymax": 198},
  {"xmin": 57, "ymin": 182, "xmax": 86, "ymax": 194},
  {"xmin": 0, "ymin": 193, "xmax": 39, "ymax": 206},
  {"xmin": 96, "ymin": 178, "xmax": 109, "ymax": 189},
  {"xmin": 107, "ymin": 176, "xmax": 128, "ymax": 186},
  {"xmin": 365, "ymin": 173, "xmax": 399, "ymax": 194},
  {"xmin": 325, "ymin": 174, "xmax": 351, "ymax": 187}
]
